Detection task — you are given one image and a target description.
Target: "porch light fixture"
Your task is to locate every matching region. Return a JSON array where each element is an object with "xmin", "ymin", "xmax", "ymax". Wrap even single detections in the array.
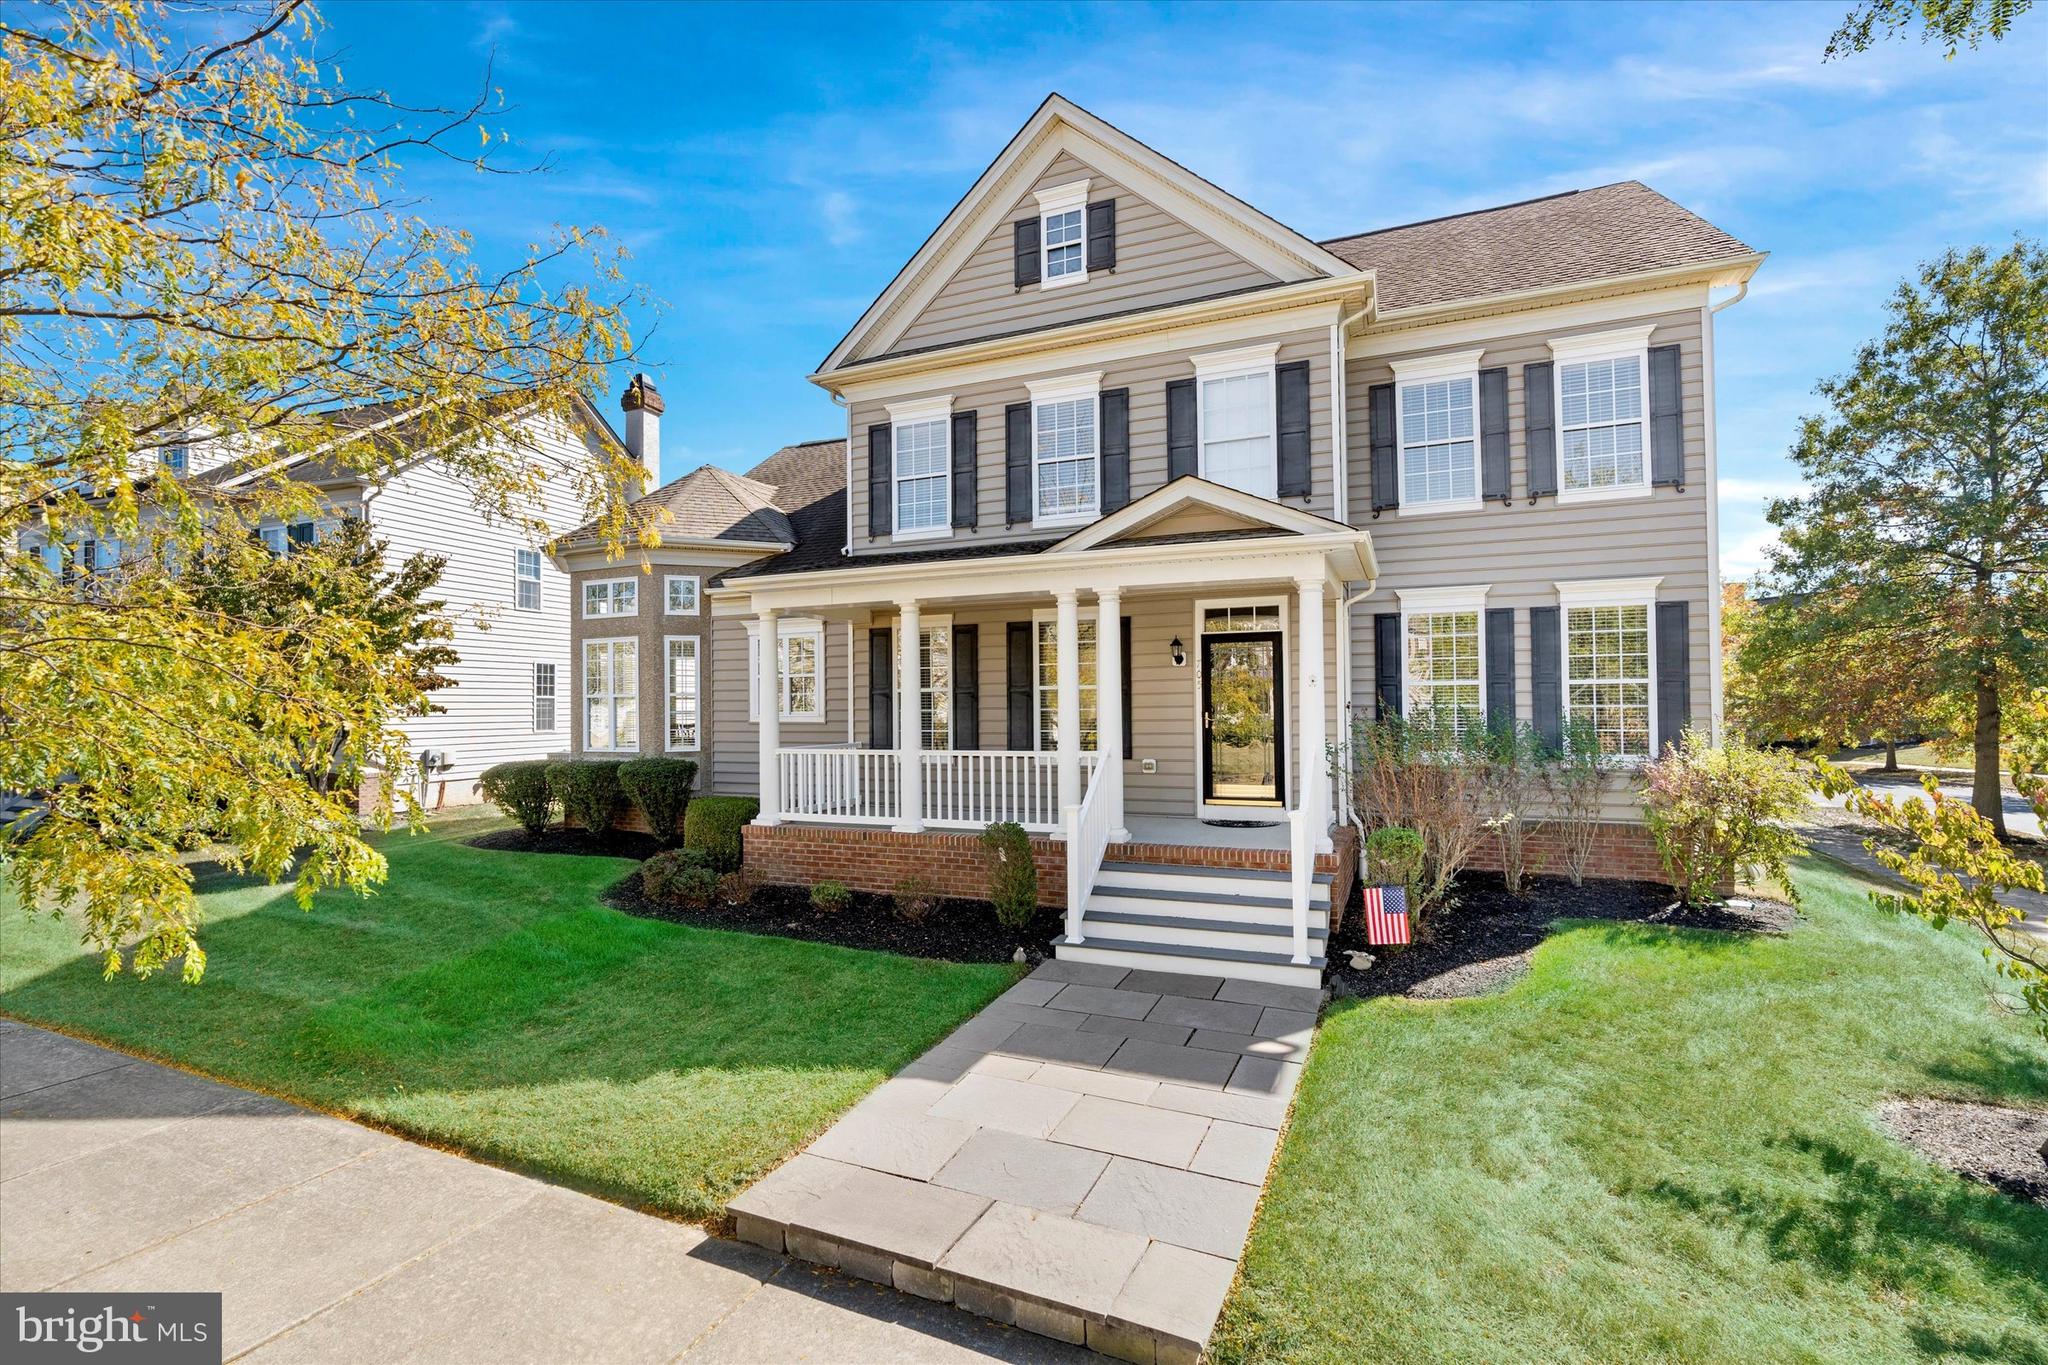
[{"xmin": 1169, "ymin": 636, "xmax": 1187, "ymax": 667}]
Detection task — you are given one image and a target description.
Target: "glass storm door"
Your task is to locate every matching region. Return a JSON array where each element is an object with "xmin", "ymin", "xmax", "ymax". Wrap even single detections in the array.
[{"xmin": 1202, "ymin": 632, "xmax": 1285, "ymax": 806}]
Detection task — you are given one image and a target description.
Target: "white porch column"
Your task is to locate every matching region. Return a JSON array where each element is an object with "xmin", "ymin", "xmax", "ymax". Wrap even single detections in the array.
[
  {"xmin": 1297, "ymin": 575, "xmax": 1328, "ymax": 848},
  {"xmin": 756, "ymin": 606, "xmax": 782, "ymax": 827},
  {"xmin": 1055, "ymin": 587, "xmax": 1082, "ymax": 815},
  {"xmin": 894, "ymin": 599, "xmax": 924, "ymax": 833},
  {"xmin": 1096, "ymin": 586, "xmax": 1128, "ymax": 843}
]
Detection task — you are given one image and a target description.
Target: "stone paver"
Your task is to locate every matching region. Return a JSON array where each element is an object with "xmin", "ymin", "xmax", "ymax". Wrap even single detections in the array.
[
  {"xmin": 727, "ymin": 960, "xmax": 1326, "ymax": 1360},
  {"xmin": 1, "ymin": 1021, "xmax": 1079, "ymax": 1363}
]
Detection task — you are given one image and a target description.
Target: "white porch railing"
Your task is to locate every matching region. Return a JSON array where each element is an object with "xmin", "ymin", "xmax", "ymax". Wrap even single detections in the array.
[
  {"xmin": 777, "ymin": 747, "xmax": 899, "ymax": 825},
  {"xmin": 776, "ymin": 747, "xmax": 1102, "ymax": 834},
  {"xmin": 1287, "ymin": 807, "xmax": 1314, "ymax": 965},
  {"xmin": 1063, "ymin": 759, "xmax": 1113, "ymax": 944}
]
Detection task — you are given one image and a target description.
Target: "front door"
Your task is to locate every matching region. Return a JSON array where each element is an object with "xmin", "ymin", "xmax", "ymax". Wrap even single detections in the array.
[{"xmin": 1201, "ymin": 632, "xmax": 1285, "ymax": 806}]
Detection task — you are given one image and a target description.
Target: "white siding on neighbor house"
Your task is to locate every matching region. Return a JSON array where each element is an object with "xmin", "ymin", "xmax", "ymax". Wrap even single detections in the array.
[{"xmin": 363, "ymin": 420, "xmax": 605, "ymax": 804}]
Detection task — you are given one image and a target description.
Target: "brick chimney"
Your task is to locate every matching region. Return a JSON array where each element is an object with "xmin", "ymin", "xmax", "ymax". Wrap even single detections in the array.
[{"xmin": 619, "ymin": 373, "xmax": 663, "ymax": 499}]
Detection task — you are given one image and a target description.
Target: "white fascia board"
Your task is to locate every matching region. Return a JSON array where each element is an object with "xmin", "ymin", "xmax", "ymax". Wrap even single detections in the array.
[
  {"xmin": 549, "ymin": 540, "xmax": 791, "ymax": 575},
  {"xmin": 1555, "ymin": 575, "xmax": 1663, "ymax": 609}
]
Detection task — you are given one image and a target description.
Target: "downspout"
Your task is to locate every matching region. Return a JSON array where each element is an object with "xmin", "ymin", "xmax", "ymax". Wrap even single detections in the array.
[
  {"xmin": 1337, "ymin": 582, "xmax": 1377, "ymax": 833},
  {"xmin": 834, "ymin": 391, "xmax": 852, "ymax": 558},
  {"xmin": 1330, "ymin": 303, "xmax": 1372, "ymax": 831}
]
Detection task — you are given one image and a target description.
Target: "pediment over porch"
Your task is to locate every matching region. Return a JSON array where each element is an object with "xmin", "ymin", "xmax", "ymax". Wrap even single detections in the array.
[{"xmin": 1048, "ymin": 475, "xmax": 1358, "ymax": 555}]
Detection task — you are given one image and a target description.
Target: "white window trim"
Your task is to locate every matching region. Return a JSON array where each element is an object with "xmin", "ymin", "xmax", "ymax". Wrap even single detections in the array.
[
  {"xmin": 663, "ymin": 634, "xmax": 701, "ymax": 753},
  {"xmin": 1034, "ymin": 178, "xmax": 1090, "ymax": 290},
  {"xmin": 1549, "ymin": 325, "xmax": 1656, "ymax": 506},
  {"xmin": 1391, "ymin": 348, "xmax": 1485, "ymax": 517},
  {"xmin": 582, "ymin": 636, "xmax": 639, "ymax": 754},
  {"xmin": 664, "ymin": 573, "xmax": 700, "ymax": 616},
  {"xmin": 581, "ymin": 575, "xmax": 638, "ymax": 619},
  {"xmin": 1555, "ymin": 576, "xmax": 1662, "ymax": 766},
  {"xmin": 1395, "ymin": 584, "xmax": 1489, "ymax": 730},
  {"xmin": 1026, "ymin": 371, "xmax": 1104, "ymax": 529},
  {"xmin": 515, "ymin": 548, "xmax": 543, "ymax": 612},
  {"xmin": 746, "ymin": 617, "xmax": 827, "ymax": 723},
  {"xmin": 1190, "ymin": 342, "xmax": 1280, "ymax": 499},
  {"xmin": 1030, "ymin": 605, "xmax": 1100, "ymax": 753},
  {"xmin": 532, "ymin": 661, "xmax": 557, "ymax": 733},
  {"xmin": 887, "ymin": 395, "xmax": 954, "ymax": 543},
  {"xmin": 1190, "ymin": 594, "xmax": 1291, "ymax": 820}
]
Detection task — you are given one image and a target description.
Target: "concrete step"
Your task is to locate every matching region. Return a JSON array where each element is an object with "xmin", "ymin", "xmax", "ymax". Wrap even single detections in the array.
[
  {"xmin": 1054, "ymin": 934, "xmax": 1325, "ymax": 988},
  {"xmin": 1080, "ymin": 909, "xmax": 1327, "ymax": 955}
]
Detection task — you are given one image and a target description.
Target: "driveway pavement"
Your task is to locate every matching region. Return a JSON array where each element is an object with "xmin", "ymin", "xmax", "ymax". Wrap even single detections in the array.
[{"xmin": 0, "ymin": 1019, "xmax": 1089, "ymax": 1364}]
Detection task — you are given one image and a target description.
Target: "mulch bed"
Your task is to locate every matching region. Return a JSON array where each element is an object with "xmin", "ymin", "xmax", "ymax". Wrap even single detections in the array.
[
  {"xmin": 1330, "ymin": 872, "xmax": 1797, "ymax": 1002},
  {"xmin": 1879, "ymin": 1098, "xmax": 2048, "ymax": 1206},
  {"xmin": 605, "ymin": 871, "xmax": 1062, "ymax": 966},
  {"xmin": 466, "ymin": 827, "xmax": 668, "ymax": 860}
]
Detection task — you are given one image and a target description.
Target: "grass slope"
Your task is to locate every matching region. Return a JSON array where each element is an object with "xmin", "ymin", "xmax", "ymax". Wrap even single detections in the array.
[
  {"xmin": 0, "ymin": 817, "xmax": 1016, "ymax": 1220},
  {"xmin": 1215, "ymin": 857, "xmax": 2048, "ymax": 1365}
]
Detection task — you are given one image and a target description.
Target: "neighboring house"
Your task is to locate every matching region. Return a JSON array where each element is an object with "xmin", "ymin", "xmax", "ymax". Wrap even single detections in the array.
[{"xmin": 557, "ymin": 93, "xmax": 1763, "ymax": 986}]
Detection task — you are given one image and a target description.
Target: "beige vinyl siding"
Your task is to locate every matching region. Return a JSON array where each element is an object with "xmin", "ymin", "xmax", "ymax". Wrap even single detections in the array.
[
  {"xmin": 708, "ymin": 613, "xmax": 850, "ymax": 797},
  {"xmin": 1343, "ymin": 306, "xmax": 1713, "ymax": 821},
  {"xmin": 849, "ymin": 324, "xmax": 1333, "ymax": 554},
  {"xmin": 885, "ymin": 153, "xmax": 1281, "ymax": 358}
]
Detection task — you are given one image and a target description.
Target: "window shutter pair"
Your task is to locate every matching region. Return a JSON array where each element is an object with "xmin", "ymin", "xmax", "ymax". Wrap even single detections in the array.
[
  {"xmin": 1527, "ymin": 600, "xmax": 1694, "ymax": 753},
  {"xmin": 1372, "ymin": 613, "xmax": 1401, "ymax": 719},
  {"xmin": 951, "ymin": 412, "xmax": 978, "ymax": 529},
  {"xmin": 1368, "ymin": 383, "xmax": 1397, "ymax": 514},
  {"xmin": 1013, "ymin": 201, "xmax": 1116, "ymax": 286},
  {"xmin": 953, "ymin": 625, "xmax": 980, "ymax": 748},
  {"xmin": 868, "ymin": 627, "xmax": 893, "ymax": 748},
  {"xmin": 867, "ymin": 424, "xmax": 892, "ymax": 537}
]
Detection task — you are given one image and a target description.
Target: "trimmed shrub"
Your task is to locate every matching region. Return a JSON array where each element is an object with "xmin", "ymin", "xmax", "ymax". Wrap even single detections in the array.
[
  {"xmin": 978, "ymin": 821, "xmax": 1037, "ymax": 928},
  {"xmin": 479, "ymin": 760, "xmax": 553, "ymax": 836},
  {"xmin": 642, "ymin": 847, "xmax": 713, "ymax": 902},
  {"xmin": 684, "ymin": 796, "xmax": 758, "ymax": 873},
  {"xmin": 811, "ymin": 880, "xmax": 851, "ymax": 914},
  {"xmin": 619, "ymin": 756, "xmax": 697, "ymax": 843},
  {"xmin": 547, "ymin": 759, "xmax": 625, "ymax": 834},
  {"xmin": 1366, "ymin": 826, "xmax": 1425, "ymax": 907},
  {"xmin": 1643, "ymin": 730, "xmax": 1810, "ymax": 905},
  {"xmin": 893, "ymin": 873, "xmax": 940, "ymax": 924}
]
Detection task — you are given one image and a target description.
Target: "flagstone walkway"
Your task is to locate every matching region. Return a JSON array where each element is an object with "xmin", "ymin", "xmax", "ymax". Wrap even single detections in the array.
[{"xmin": 728, "ymin": 959, "xmax": 1322, "ymax": 1363}]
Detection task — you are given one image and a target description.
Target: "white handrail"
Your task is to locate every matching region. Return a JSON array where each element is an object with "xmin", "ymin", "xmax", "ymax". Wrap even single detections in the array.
[
  {"xmin": 1287, "ymin": 807, "xmax": 1313, "ymax": 965},
  {"xmin": 776, "ymin": 748, "xmax": 1101, "ymax": 833},
  {"xmin": 777, "ymin": 747, "xmax": 899, "ymax": 825},
  {"xmin": 1064, "ymin": 759, "xmax": 1112, "ymax": 945}
]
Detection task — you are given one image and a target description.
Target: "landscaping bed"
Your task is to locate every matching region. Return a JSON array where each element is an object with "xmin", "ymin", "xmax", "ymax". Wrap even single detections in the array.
[
  {"xmin": 606, "ymin": 871, "xmax": 1062, "ymax": 965},
  {"xmin": 1879, "ymin": 1097, "xmax": 2048, "ymax": 1206}
]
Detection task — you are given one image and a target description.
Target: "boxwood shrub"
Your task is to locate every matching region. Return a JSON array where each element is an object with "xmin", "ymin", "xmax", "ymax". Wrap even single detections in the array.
[
  {"xmin": 547, "ymin": 759, "xmax": 625, "ymax": 834},
  {"xmin": 643, "ymin": 847, "xmax": 716, "ymax": 905},
  {"xmin": 478, "ymin": 760, "xmax": 554, "ymax": 836},
  {"xmin": 619, "ymin": 756, "xmax": 697, "ymax": 843},
  {"xmin": 684, "ymin": 795, "xmax": 758, "ymax": 873}
]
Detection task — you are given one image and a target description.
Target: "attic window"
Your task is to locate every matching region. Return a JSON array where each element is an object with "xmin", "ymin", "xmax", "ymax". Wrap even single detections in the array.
[{"xmin": 1035, "ymin": 180, "xmax": 1090, "ymax": 289}]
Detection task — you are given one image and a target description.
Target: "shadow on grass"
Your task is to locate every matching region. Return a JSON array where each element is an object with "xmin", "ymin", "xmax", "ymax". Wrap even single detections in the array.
[
  {"xmin": 1915, "ymin": 1039, "xmax": 2048, "ymax": 1104},
  {"xmin": 1908, "ymin": 1323, "xmax": 2048, "ymax": 1364}
]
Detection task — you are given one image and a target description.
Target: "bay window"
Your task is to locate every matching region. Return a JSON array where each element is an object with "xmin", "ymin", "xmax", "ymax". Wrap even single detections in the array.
[
  {"xmin": 665, "ymin": 574, "xmax": 699, "ymax": 615},
  {"xmin": 582, "ymin": 577, "xmax": 636, "ymax": 618},
  {"xmin": 665, "ymin": 636, "xmax": 700, "ymax": 751},
  {"xmin": 583, "ymin": 638, "xmax": 637, "ymax": 753}
]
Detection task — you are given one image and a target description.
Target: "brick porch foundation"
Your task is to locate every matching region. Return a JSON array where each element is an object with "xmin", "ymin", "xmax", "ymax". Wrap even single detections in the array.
[{"xmin": 1454, "ymin": 820, "xmax": 1667, "ymax": 883}]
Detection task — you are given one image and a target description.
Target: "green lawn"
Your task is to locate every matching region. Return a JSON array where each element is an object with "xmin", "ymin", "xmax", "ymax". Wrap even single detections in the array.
[
  {"xmin": 1215, "ymin": 856, "xmax": 2048, "ymax": 1364},
  {"xmin": 0, "ymin": 815, "xmax": 1016, "ymax": 1220}
]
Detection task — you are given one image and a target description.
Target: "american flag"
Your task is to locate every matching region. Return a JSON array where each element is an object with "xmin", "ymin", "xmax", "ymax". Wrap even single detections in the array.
[{"xmin": 1362, "ymin": 885, "xmax": 1411, "ymax": 946}]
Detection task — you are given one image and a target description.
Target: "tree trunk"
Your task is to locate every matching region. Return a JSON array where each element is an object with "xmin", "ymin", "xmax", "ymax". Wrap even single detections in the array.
[
  {"xmin": 1881, "ymin": 736, "xmax": 1898, "ymax": 772},
  {"xmin": 1973, "ymin": 672, "xmax": 2006, "ymax": 838}
]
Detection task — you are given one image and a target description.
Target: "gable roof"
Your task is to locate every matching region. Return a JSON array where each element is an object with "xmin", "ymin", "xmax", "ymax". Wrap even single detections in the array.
[
  {"xmin": 819, "ymin": 94, "xmax": 1360, "ymax": 374},
  {"xmin": 557, "ymin": 436, "xmax": 845, "ymax": 553},
  {"xmin": 1320, "ymin": 182, "xmax": 1756, "ymax": 313}
]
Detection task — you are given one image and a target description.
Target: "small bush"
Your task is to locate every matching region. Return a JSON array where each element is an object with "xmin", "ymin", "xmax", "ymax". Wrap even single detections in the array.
[
  {"xmin": 1643, "ymin": 730, "xmax": 1810, "ymax": 906},
  {"xmin": 619, "ymin": 757, "xmax": 697, "ymax": 843},
  {"xmin": 642, "ymin": 849, "xmax": 717, "ymax": 908},
  {"xmin": 547, "ymin": 759, "xmax": 625, "ymax": 834},
  {"xmin": 811, "ymin": 880, "xmax": 851, "ymax": 914},
  {"xmin": 1341, "ymin": 712, "xmax": 1488, "ymax": 916},
  {"xmin": 893, "ymin": 873, "xmax": 940, "ymax": 924},
  {"xmin": 716, "ymin": 866, "xmax": 756, "ymax": 907},
  {"xmin": 1541, "ymin": 716, "xmax": 1607, "ymax": 887},
  {"xmin": 1366, "ymin": 826, "xmax": 1425, "ymax": 905},
  {"xmin": 684, "ymin": 796, "xmax": 758, "ymax": 873},
  {"xmin": 479, "ymin": 760, "xmax": 553, "ymax": 836},
  {"xmin": 978, "ymin": 821, "xmax": 1037, "ymax": 928}
]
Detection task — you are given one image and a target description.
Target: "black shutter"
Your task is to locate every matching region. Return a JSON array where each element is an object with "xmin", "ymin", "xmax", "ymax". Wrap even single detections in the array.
[
  {"xmin": 1479, "ymin": 366, "xmax": 1510, "ymax": 504},
  {"xmin": 1485, "ymin": 607, "xmax": 1515, "ymax": 731},
  {"xmin": 1530, "ymin": 605, "xmax": 1562, "ymax": 752},
  {"xmin": 287, "ymin": 521, "xmax": 316, "ymax": 547},
  {"xmin": 1649, "ymin": 343, "xmax": 1684, "ymax": 490},
  {"xmin": 1100, "ymin": 388, "xmax": 1130, "ymax": 513},
  {"xmin": 1373, "ymin": 613, "xmax": 1401, "ymax": 719},
  {"xmin": 1368, "ymin": 382, "xmax": 1398, "ymax": 514},
  {"xmin": 1013, "ymin": 218, "xmax": 1040, "ymax": 288},
  {"xmin": 1004, "ymin": 402, "xmax": 1031, "ymax": 525},
  {"xmin": 867, "ymin": 423, "xmax": 892, "ymax": 538},
  {"xmin": 953, "ymin": 624, "xmax": 980, "ymax": 749},
  {"xmin": 1166, "ymin": 378, "xmax": 1197, "ymax": 481},
  {"xmin": 1524, "ymin": 362, "xmax": 1556, "ymax": 500},
  {"xmin": 1006, "ymin": 621, "xmax": 1034, "ymax": 749},
  {"xmin": 1120, "ymin": 615, "xmax": 1133, "ymax": 762},
  {"xmin": 1086, "ymin": 199, "xmax": 1116, "ymax": 272},
  {"xmin": 1656, "ymin": 600, "xmax": 1691, "ymax": 753},
  {"xmin": 951, "ymin": 410, "xmax": 978, "ymax": 529},
  {"xmin": 868, "ymin": 627, "xmax": 893, "ymax": 749},
  {"xmin": 1276, "ymin": 361, "xmax": 1311, "ymax": 500}
]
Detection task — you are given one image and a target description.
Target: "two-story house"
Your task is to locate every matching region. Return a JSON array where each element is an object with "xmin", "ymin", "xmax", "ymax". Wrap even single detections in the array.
[{"xmin": 557, "ymin": 94, "xmax": 1762, "ymax": 987}]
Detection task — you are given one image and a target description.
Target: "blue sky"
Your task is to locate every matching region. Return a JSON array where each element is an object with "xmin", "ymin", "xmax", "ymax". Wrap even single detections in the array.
[{"xmin": 317, "ymin": 0, "xmax": 2048, "ymax": 577}]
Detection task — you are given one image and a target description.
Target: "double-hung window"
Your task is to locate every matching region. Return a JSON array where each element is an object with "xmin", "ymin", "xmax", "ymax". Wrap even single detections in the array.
[
  {"xmin": 532, "ymin": 662, "xmax": 557, "ymax": 731},
  {"xmin": 664, "ymin": 574, "xmax": 699, "ymax": 615},
  {"xmin": 665, "ymin": 636, "xmax": 700, "ymax": 751},
  {"xmin": 918, "ymin": 623, "xmax": 951, "ymax": 750},
  {"xmin": 582, "ymin": 577, "xmax": 637, "ymax": 618},
  {"xmin": 1397, "ymin": 586, "xmax": 1487, "ymax": 738},
  {"xmin": 515, "ymin": 549, "xmax": 542, "ymax": 611},
  {"xmin": 1392, "ymin": 349, "xmax": 1483, "ymax": 512},
  {"xmin": 1557, "ymin": 577, "xmax": 1660, "ymax": 761},
  {"xmin": 583, "ymin": 638, "xmax": 637, "ymax": 752},
  {"xmin": 1193, "ymin": 344, "xmax": 1278, "ymax": 500},
  {"xmin": 1551, "ymin": 326, "xmax": 1653, "ymax": 501},
  {"xmin": 748, "ymin": 618, "xmax": 825, "ymax": 723},
  {"xmin": 889, "ymin": 396, "xmax": 952, "ymax": 539},
  {"xmin": 1034, "ymin": 614, "xmax": 1099, "ymax": 752},
  {"xmin": 1028, "ymin": 373, "xmax": 1101, "ymax": 525},
  {"xmin": 1035, "ymin": 179, "xmax": 1089, "ymax": 287}
]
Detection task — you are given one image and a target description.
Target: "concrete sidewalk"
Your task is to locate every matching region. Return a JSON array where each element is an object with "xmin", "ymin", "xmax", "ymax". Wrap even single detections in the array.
[{"xmin": 0, "ymin": 1019, "xmax": 1089, "ymax": 1363}]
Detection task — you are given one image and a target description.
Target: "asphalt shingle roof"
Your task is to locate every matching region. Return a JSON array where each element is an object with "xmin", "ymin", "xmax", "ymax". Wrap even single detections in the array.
[{"xmin": 563, "ymin": 437, "xmax": 846, "ymax": 555}]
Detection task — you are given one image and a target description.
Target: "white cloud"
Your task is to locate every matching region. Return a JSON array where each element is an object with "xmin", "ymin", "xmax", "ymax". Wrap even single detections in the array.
[{"xmin": 820, "ymin": 191, "xmax": 861, "ymax": 248}]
